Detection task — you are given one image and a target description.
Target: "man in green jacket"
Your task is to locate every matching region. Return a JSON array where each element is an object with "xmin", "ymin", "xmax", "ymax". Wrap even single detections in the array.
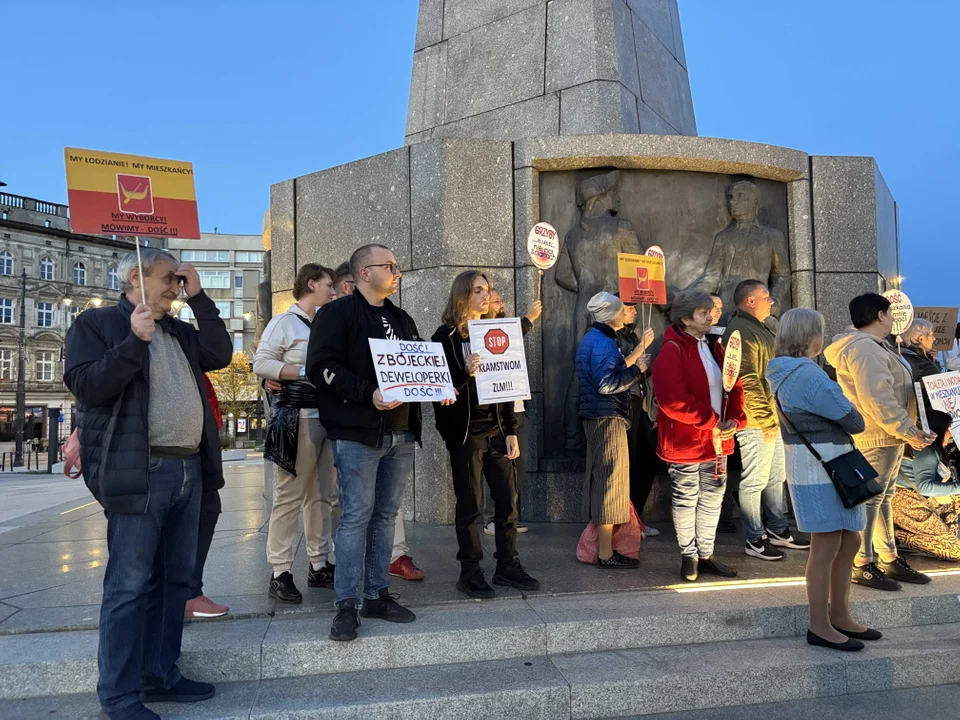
[{"xmin": 723, "ymin": 280, "xmax": 810, "ymax": 560}]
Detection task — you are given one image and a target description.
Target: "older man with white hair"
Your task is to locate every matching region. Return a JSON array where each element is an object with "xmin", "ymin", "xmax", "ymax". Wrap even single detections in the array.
[{"xmin": 65, "ymin": 247, "xmax": 232, "ymax": 720}]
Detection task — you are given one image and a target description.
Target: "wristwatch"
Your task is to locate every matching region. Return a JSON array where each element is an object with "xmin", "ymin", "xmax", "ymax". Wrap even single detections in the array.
[{"xmin": 299, "ymin": 366, "xmax": 306, "ymax": 380}]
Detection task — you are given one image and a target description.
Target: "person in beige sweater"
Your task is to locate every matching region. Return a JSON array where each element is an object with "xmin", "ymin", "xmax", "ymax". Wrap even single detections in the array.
[{"xmin": 825, "ymin": 293, "xmax": 936, "ymax": 592}]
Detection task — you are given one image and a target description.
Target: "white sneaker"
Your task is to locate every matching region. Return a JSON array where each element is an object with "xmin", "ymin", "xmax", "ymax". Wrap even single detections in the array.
[
  {"xmin": 483, "ymin": 522, "xmax": 495, "ymax": 536},
  {"xmin": 516, "ymin": 523, "xmax": 529, "ymax": 534},
  {"xmin": 642, "ymin": 525, "xmax": 660, "ymax": 538}
]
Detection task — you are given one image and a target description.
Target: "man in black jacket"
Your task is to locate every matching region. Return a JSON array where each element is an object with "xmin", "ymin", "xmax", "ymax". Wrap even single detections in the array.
[
  {"xmin": 64, "ymin": 248, "xmax": 232, "ymax": 720},
  {"xmin": 307, "ymin": 243, "xmax": 451, "ymax": 642}
]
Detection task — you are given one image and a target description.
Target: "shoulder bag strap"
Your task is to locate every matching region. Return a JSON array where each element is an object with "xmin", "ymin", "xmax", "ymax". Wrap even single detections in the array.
[
  {"xmin": 290, "ymin": 311, "xmax": 313, "ymax": 331},
  {"xmin": 773, "ymin": 370, "xmax": 826, "ymax": 464}
]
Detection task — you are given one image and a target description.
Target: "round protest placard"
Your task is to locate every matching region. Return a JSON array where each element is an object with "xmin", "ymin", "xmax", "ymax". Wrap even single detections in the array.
[
  {"xmin": 644, "ymin": 245, "xmax": 664, "ymax": 259},
  {"xmin": 527, "ymin": 222, "xmax": 560, "ymax": 270},
  {"xmin": 722, "ymin": 330, "xmax": 742, "ymax": 393},
  {"xmin": 882, "ymin": 289, "xmax": 914, "ymax": 336}
]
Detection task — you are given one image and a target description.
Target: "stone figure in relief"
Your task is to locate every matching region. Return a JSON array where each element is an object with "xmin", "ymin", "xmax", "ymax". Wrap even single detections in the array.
[
  {"xmin": 696, "ymin": 179, "xmax": 790, "ymax": 321},
  {"xmin": 555, "ymin": 170, "xmax": 645, "ymax": 453}
]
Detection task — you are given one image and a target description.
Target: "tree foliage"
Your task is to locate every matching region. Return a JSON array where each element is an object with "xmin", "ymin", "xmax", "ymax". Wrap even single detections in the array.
[{"xmin": 207, "ymin": 352, "xmax": 259, "ymax": 422}]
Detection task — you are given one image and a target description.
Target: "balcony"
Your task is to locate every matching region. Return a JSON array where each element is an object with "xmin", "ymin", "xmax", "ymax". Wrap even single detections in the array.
[{"xmin": 0, "ymin": 193, "xmax": 68, "ymax": 218}]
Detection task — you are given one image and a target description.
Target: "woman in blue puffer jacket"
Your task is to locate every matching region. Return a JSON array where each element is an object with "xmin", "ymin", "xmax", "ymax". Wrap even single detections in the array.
[{"xmin": 576, "ymin": 292, "xmax": 649, "ymax": 568}]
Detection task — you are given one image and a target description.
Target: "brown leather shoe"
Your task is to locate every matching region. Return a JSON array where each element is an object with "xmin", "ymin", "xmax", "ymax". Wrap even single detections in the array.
[{"xmin": 389, "ymin": 555, "xmax": 425, "ymax": 581}]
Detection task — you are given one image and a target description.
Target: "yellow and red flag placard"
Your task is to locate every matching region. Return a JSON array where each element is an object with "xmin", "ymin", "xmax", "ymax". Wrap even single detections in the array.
[
  {"xmin": 618, "ymin": 253, "xmax": 666, "ymax": 305},
  {"xmin": 64, "ymin": 148, "xmax": 200, "ymax": 239}
]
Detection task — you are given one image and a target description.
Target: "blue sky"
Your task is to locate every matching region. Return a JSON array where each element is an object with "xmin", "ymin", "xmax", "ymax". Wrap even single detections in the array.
[{"xmin": 4, "ymin": 1, "xmax": 957, "ymax": 305}]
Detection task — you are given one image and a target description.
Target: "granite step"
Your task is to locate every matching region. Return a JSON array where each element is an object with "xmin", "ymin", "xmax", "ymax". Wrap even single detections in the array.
[
  {"xmin": 2, "ymin": 623, "xmax": 960, "ymax": 719},
  {"xmin": 2, "ymin": 576, "xmax": 960, "ymax": 700}
]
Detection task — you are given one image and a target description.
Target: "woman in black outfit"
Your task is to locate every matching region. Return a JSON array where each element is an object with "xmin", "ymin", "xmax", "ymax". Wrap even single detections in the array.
[{"xmin": 432, "ymin": 271, "xmax": 540, "ymax": 599}]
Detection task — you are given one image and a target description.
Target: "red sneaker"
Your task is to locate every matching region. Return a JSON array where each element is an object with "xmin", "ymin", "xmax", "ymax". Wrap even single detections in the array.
[
  {"xmin": 184, "ymin": 595, "xmax": 229, "ymax": 619},
  {"xmin": 389, "ymin": 555, "xmax": 425, "ymax": 581}
]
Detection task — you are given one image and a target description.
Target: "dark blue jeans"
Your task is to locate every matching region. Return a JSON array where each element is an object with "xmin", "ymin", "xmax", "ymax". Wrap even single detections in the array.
[
  {"xmin": 331, "ymin": 431, "xmax": 414, "ymax": 605},
  {"xmin": 97, "ymin": 455, "xmax": 201, "ymax": 714}
]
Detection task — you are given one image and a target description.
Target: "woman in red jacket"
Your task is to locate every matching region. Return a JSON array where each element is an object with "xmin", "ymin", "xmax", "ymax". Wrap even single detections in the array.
[{"xmin": 652, "ymin": 289, "xmax": 747, "ymax": 583}]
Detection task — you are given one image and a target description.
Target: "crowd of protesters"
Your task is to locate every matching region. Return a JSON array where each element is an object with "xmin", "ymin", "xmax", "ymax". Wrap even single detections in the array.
[{"xmin": 65, "ymin": 240, "xmax": 959, "ymax": 717}]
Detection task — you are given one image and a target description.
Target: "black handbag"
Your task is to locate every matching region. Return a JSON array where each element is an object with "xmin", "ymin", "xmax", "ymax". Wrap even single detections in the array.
[{"xmin": 775, "ymin": 391, "xmax": 882, "ymax": 509}]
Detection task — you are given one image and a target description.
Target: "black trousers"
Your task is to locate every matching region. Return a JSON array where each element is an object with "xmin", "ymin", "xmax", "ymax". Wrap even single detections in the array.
[
  {"xmin": 189, "ymin": 490, "xmax": 221, "ymax": 599},
  {"xmin": 483, "ymin": 412, "xmax": 529, "ymax": 524},
  {"xmin": 449, "ymin": 432, "xmax": 518, "ymax": 570},
  {"xmin": 627, "ymin": 395, "xmax": 660, "ymax": 518}
]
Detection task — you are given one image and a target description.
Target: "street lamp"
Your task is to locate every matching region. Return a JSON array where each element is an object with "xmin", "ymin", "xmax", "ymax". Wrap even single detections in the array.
[{"xmin": 14, "ymin": 269, "xmax": 26, "ymax": 467}]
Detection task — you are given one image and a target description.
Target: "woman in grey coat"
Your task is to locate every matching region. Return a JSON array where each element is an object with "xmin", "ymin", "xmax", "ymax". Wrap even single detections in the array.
[{"xmin": 767, "ymin": 308, "xmax": 880, "ymax": 652}]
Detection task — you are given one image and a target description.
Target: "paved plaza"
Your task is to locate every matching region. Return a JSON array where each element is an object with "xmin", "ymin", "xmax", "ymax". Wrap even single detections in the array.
[{"xmin": 1, "ymin": 459, "xmax": 960, "ymax": 718}]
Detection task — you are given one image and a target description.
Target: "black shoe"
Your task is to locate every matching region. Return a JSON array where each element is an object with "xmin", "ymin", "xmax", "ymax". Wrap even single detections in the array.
[
  {"xmin": 269, "ymin": 571, "xmax": 302, "ymax": 603},
  {"xmin": 806, "ymin": 630, "xmax": 864, "ymax": 652},
  {"xmin": 716, "ymin": 519, "xmax": 738, "ymax": 534},
  {"xmin": 699, "ymin": 556, "xmax": 738, "ymax": 577},
  {"xmin": 330, "ymin": 600, "xmax": 360, "ymax": 641},
  {"xmin": 745, "ymin": 536, "xmax": 784, "ymax": 561},
  {"xmin": 878, "ymin": 556, "xmax": 931, "ymax": 585},
  {"xmin": 767, "ymin": 527, "xmax": 811, "ymax": 550},
  {"xmin": 457, "ymin": 566, "xmax": 496, "ymax": 598},
  {"xmin": 681, "ymin": 556, "xmax": 698, "ymax": 582},
  {"xmin": 308, "ymin": 561, "xmax": 335, "ymax": 589},
  {"xmin": 493, "ymin": 559, "xmax": 542, "ymax": 590},
  {"xmin": 598, "ymin": 551, "xmax": 640, "ymax": 569},
  {"xmin": 832, "ymin": 624, "xmax": 883, "ymax": 641},
  {"xmin": 100, "ymin": 704, "xmax": 160, "ymax": 720},
  {"xmin": 852, "ymin": 562, "xmax": 901, "ymax": 591},
  {"xmin": 359, "ymin": 589, "xmax": 416, "ymax": 623},
  {"xmin": 141, "ymin": 677, "xmax": 215, "ymax": 703}
]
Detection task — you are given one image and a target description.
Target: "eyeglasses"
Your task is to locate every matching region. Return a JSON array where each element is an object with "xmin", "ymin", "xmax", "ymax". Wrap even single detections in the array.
[{"xmin": 363, "ymin": 263, "xmax": 401, "ymax": 276}]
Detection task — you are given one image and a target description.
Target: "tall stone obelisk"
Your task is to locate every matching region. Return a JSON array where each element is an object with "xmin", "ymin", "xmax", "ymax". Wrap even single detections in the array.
[{"xmin": 406, "ymin": 0, "xmax": 696, "ymax": 142}]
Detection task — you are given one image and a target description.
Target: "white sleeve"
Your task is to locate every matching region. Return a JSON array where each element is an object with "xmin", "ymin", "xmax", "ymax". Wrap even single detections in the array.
[{"xmin": 253, "ymin": 315, "xmax": 290, "ymax": 380}]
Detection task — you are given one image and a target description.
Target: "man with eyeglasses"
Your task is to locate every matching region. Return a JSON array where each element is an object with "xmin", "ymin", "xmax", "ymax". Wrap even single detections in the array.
[
  {"xmin": 333, "ymin": 259, "xmax": 427, "ymax": 583},
  {"xmin": 307, "ymin": 244, "xmax": 452, "ymax": 641}
]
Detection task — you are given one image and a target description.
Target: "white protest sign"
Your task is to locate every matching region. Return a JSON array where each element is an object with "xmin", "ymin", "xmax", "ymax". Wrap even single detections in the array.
[
  {"xmin": 645, "ymin": 245, "xmax": 665, "ymax": 259},
  {"xmin": 915, "ymin": 382, "xmax": 930, "ymax": 434},
  {"xmin": 922, "ymin": 371, "xmax": 960, "ymax": 438},
  {"xmin": 527, "ymin": 222, "xmax": 560, "ymax": 270},
  {"xmin": 368, "ymin": 339, "xmax": 455, "ymax": 403},
  {"xmin": 467, "ymin": 317, "xmax": 532, "ymax": 405},
  {"xmin": 883, "ymin": 289, "xmax": 914, "ymax": 337},
  {"xmin": 721, "ymin": 330, "xmax": 742, "ymax": 394}
]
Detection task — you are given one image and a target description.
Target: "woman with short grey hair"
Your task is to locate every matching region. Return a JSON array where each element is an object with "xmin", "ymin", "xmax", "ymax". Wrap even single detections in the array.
[
  {"xmin": 900, "ymin": 317, "xmax": 939, "ymax": 388},
  {"xmin": 767, "ymin": 308, "xmax": 876, "ymax": 652},
  {"xmin": 652, "ymin": 289, "xmax": 746, "ymax": 582}
]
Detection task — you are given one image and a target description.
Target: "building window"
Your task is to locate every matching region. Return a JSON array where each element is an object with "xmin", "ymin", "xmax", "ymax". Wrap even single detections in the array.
[
  {"xmin": 181, "ymin": 250, "xmax": 228, "ymax": 262},
  {"xmin": 0, "ymin": 350, "xmax": 12, "ymax": 380},
  {"xmin": 36, "ymin": 351, "xmax": 55, "ymax": 382},
  {"xmin": 234, "ymin": 274, "xmax": 243, "ymax": 289},
  {"xmin": 40, "ymin": 257, "xmax": 55, "ymax": 281},
  {"xmin": 198, "ymin": 271, "xmax": 230, "ymax": 289},
  {"xmin": 235, "ymin": 251, "xmax": 263, "ymax": 263},
  {"xmin": 108, "ymin": 267, "xmax": 119, "ymax": 290},
  {"xmin": 0, "ymin": 299, "xmax": 12, "ymax": 325},
  {"xmin": 0, "ymin": 251, "xmax": 12, "ymax": 276},
  {"xmin": 37, "ymin": 302, "xmax": 53, "ymax": 327},
  {"xmin": 180, "ymin": 305, "xmax": 195, "ymax": 321},
  {"xmin": 73, "ymin": 262, "xmax": 86, "ymax": 286},
  {"xmin": 67, "ymin": 305, "xmax": 80, "ymax": 327},
  {"xmin": 215, "ymin": 301, "xmax": 232, "ymax": 318},
  {"xmin": 233, "ymin": 333, "xmax": 244, "ymax": 352}
]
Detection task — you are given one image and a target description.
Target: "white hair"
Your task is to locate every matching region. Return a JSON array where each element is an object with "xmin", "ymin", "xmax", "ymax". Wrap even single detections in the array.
[
  {"xmin": 117, "ymin": 247, "xmax": 178, "ymax": 293},
  {"xmin": 904, "ymin": 318, "xmax": 933, "ymax": 345},
  {"xmin": 775, "ymin": 308, "xmax": 825, "ymax": 358}
]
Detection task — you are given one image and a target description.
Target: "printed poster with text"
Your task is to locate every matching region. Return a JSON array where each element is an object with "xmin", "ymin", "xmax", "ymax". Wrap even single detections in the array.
[
  {"xmin": 922, "ymin": 372, "xmax": 960, "ymax": 438},
  {"xmin": 369, "ymin": 339, "xmax": 455, "ymax": 403},
  {"xmin": 64, "ymin": 147, "xmax": 200, "ymax": 239},
  {"xmin": 618, "ymin": 253, "xmax": 666, "ymax": 305},
  {"xmin": 467, "ymin": 318, "xmax": 532, "ymax": 405}
]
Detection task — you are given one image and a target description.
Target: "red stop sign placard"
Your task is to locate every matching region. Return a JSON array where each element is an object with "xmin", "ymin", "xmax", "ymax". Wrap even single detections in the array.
[{"xmin": 484, "ymin": 328, "xmax": 510, "ymax": 355}]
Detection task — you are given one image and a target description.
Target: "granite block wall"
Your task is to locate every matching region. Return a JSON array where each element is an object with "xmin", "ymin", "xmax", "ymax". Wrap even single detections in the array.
[{"xmin": 406, "ymin": 0, "xmax": 695, "ymax": 143}]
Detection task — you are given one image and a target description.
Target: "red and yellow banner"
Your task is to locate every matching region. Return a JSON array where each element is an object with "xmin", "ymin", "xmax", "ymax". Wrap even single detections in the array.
[
  {"xmin": 64, "ymin": 148, "xmax": 200, "ymax": 239},
  {"xmin": 618, "ymin": 253, "xmax": 666, "ymax": 305}
]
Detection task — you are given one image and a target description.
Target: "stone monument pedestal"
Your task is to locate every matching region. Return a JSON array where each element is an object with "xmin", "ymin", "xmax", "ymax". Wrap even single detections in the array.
[{"xmin": 270, "ymin": 133, "xmax": 900, "ymax": 523}]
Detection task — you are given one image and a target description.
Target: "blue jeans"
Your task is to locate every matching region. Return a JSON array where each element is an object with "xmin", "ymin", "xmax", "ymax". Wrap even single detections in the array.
[
  {"xmin": 669, "ymin": 462, "xmax": 727, "ymax": 559},
  {"xmin": 98, "ymin": 455, "xmax": 201, "ymax": 714},
  {"xmin": 737, "ymin": 428, "xmax": 789, "ymax": 543},
  {"xmin": 331, "ymin": 431, "xmax": 414, "ymax": 604}
]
